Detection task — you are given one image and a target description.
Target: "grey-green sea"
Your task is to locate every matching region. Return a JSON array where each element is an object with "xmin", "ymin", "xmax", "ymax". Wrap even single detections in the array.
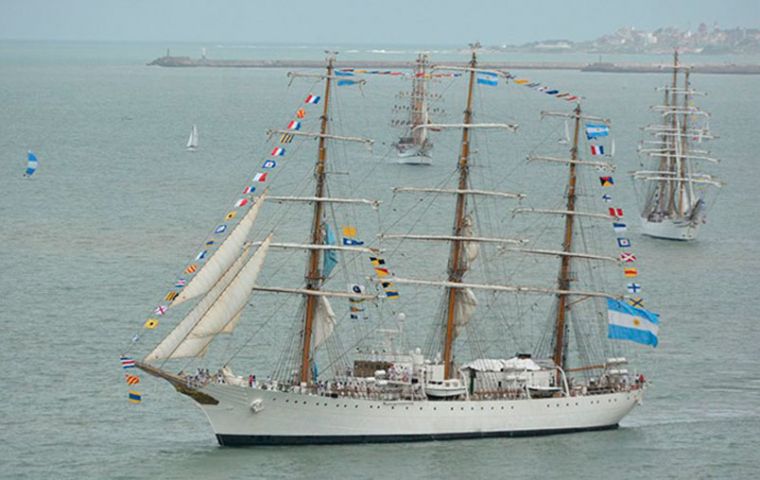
[{"xmin": 1, "ymin": 41, "xmax": 759, "ymax": 479}]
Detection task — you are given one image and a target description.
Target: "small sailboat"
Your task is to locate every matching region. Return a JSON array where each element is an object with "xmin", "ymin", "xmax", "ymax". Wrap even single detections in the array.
[
  {"xmin": 24, "ymin": 151, "xmax": 38, "ymax": 177},
  {"xmin": 392, "ymin": 53, "xmax": 436, "ymax": 164},
  {"xmin": 633, "ymin": 51, "xmax": 722, "ymax": 241},
  {"xmin": 186, "ymin": 125, "xmax": 199, "ymax": 151}
]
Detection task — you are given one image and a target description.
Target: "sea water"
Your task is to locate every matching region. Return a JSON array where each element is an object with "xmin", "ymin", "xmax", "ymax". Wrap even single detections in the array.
[{"xmin": 0, "ymin": 41, "xmax": 758, "ymax": 479}]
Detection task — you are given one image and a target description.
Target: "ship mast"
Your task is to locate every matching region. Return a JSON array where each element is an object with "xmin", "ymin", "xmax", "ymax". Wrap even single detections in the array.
[
  {"xmin": 411, "ymin": 54, "xmax": 427, "ymax": 147},
  {"xmin": 441, "ymin": 50, "xmax": 477, "ymax": 379},
  {"xmin": 666, "ymin": 50, "xmax": 680, "ymax": 215},
  {"xmin": 551, "ymin": 103, "xmax": 582, "ymax": 374},
  {"xmin": 300, "ymin": 55, "xmax": 335, "ymax": 384},
  {"xmin": 678, "ymin": 68, "xmax": 691, "ymax": 215}
]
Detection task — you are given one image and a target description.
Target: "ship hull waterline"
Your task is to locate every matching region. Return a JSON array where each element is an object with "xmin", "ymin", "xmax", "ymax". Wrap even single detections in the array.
[{"xmin": 192, "ymin": 384, "xmax": 643, "ymax": 446}]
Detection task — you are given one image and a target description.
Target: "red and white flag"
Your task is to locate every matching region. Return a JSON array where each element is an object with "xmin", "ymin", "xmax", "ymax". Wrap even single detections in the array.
[
  {"xmin": 253, "ymin": 172, "xmax": 268, "ymax": 183},
  {"xmin": 235, "ymin": 198, "xmax": 249, "ymax": 208},
  {"xmin": 620, "ymin": 252, "xmax": 637, "ymax": 263},
  {"xmin": 609, "ymin": 207, "xmax": 624, "ymax": 218}
]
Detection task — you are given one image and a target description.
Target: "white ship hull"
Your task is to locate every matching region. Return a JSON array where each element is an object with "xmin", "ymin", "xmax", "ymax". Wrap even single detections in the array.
[
  {"xmin": 196, "ymin": 384, "xmax": 643, "ymax": 445},
  {"xmin": 395, "ymin": 145, "xmax": 432, "ymax": 165},
  {"xmin": 640, "ymin": 216, "xmax": 700, "ymax": 241}
]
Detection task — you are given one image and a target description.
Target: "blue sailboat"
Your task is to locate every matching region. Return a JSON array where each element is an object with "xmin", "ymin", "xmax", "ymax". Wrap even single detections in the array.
[{"xmin": 24, "ymin": 151, "xmax": 38, "ymax": 177}]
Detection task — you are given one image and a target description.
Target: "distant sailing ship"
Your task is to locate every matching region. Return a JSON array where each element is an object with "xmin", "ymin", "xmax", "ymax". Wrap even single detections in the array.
[
  {"xmin": 633, "ymin": 51, "xmax": 722, "ymax": 240},
  {"xmin": 391, "ymin": 53, "xmax": 440, "ymax": 164},
  {"xmin": 186, "ymin": 125, "xmax": 199, "ymax": 151},
  {"xmin": 128, "ymin": 48, "xmax": 660, "ymax": 446}
]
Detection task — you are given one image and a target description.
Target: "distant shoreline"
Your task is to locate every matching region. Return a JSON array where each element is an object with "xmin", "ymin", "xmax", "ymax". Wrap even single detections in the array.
[{"xmin": 148, "ymin": 55, "xmax": 760, "ymax": 75}]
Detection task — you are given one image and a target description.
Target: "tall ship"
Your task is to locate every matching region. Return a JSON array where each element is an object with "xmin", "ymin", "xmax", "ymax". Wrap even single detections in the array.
[
  {"xmin": 391, "ymin": 53, "xmax": 440, "ymax": 164},
  {"xmin": 633, "ymin": 51, "xmax": 722, "ymax": 240},
  {"xmin": 124, "ymin": 49, "xmax": 660, "ymax": 446}
]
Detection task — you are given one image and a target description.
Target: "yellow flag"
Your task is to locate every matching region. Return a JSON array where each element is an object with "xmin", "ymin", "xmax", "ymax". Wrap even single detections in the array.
[
  {"xmin": 342, "ymin": 226, "xmax": 357, "ymax": 237},
  {"xmin": 514, "ymin": 79, "xmax": 529, "ymax": 85},
  {"xmin": 144, "ymin": 318, "xmax": 159, "ymax": 329},
  {"xmin": 225, "ymin": 211, "xmax": 237, "ymax": 221},
  {"xmin": 164, "ymin": 291, "xmax": 178, "ymax": 302}
]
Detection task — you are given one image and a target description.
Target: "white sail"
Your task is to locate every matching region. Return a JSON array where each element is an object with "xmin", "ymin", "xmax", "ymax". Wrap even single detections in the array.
[
  {"xmin": 172, "ymin": 194, "xmax": 266, "ymax": 307},
  {"xmin": 174, "ymin": 235, "xmax": 272, "ymax": 357},
  {"xmin": 453, "ymin": 288, "xmax": 478, "ymax": 338},
  {"xmin": 152, "ymin": 235, "xmax": 273, "ymax": 360},
  {"xmin": 144, "ymin": 246, "xmax": 252, "ymax": 362},
  {"xmin": 312, "ymin": 296, "xmax": 337, "ymax": 349},
  {"xmin": 187, "ymin": 125, "xmax": 199, "ymax": 149}
]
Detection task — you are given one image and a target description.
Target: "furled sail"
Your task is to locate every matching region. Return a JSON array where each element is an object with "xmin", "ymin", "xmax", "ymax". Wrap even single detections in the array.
[
  {"xmin": 312, "ymin": 296, "xmax": 337, "ymax": 349},
  {"xmin": 453, "ymin": 288, "xmax": 478, "ymax": 338},
  {"xmin": 172, "ymin": 194, "xmax": 266, "ymax": 306},
  {"xmin": 461, "ymin": 215, "xmax": 479, "ymax": 271},
  {"xmin": 145, "ymin": 235, "xmax": 272, "ymax": 361}
]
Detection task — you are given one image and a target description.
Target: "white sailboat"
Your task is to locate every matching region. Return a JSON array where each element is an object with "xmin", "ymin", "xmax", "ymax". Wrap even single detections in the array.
[
  {"xmin": 392, "ymin": 53, "xmax": 437, "ymax": 164},
  {"xmin": 633, "ymin": 51, "xmax": 722, "ymax": 240},
  {"xmin": 129, "ymin": 49, "xmax": 659, "ymax": 446},
  {"xmin": 186, "ymin": 125, "xmax": 199, "ymax": 151}
]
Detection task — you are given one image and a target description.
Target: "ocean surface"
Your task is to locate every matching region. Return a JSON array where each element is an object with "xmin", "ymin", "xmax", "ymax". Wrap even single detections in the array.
[{"xmin": 1, "ymin": 41, "xmax": 759, "ymax": 479}]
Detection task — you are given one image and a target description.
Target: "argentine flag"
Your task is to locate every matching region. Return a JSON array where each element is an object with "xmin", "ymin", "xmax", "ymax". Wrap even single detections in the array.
[
  {"xmin": 607, "ymin": 299, "xmax": 660, "ymax": 347},
  {"xmin": 585, "ymin": 123, "xmax": 610, "ymax": 140},
  {"xmin": 476, "ymin": 71, "xmax": 499, "ymax": 86}
]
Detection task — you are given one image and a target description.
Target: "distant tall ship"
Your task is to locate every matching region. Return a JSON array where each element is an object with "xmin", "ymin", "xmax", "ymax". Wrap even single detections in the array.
[
  {"xmin": 128, "ymin": 48, "xmax": 659, "ymax": 446},
  {"xmin": 186, "ymin": 125, "xmax": 199, "ymax": 151},
  {"xmin": 633, "ymin": 51, "xmax": 722, "ymax": 240},
  {"xmin": 391, "ymin": 53, "xmax": 439, "ymax": 164}
]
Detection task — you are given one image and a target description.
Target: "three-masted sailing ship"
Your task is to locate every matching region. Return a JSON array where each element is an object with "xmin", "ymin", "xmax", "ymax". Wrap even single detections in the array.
[
  {"xmin": 633, "ymin": 50, "xmax": 722, "ymax": 240},
  {"xmin": 128, "ymin": 49, "xmax": 657, "ymax": 445},
  {"xmin": 392, "ymin": 53, "xmax": 438, "ymax": 164}
]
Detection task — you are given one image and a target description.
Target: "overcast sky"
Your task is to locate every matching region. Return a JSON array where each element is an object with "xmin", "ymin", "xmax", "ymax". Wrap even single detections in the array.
[{"xmin": 1, "ymin": 0, "xmax": 758, "ymax": 45}]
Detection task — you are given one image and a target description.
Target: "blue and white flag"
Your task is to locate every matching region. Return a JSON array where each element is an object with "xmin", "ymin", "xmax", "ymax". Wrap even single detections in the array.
[
  {"xmin": 343, "ymin": 237, "xmax": 365, "ymax": 246},
  {"xmin": 337, "ymin": 79, "xmax": 361, "ymax": 86},
  {"xmin": 585, "ymin": 123, "xmax": 610, "ymax": 139},
  {"xmin": 607, "ymin": 299, "xmax": 660, "ymax": 347},
  {"xmin": 476, "ymin": 71, "xmax": 499, "ymax": 86}
]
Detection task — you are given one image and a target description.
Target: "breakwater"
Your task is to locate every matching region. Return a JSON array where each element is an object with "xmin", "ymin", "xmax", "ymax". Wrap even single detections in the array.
[{"xmin": 148, "ymin": 55, "xmax": 760, "ymax": 75}]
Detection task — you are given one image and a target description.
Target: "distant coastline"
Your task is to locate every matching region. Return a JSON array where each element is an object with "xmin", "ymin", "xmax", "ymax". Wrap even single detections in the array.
[{"xmin": 148, "ymin": 55, "xmax": 760, "ymax": 75}]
